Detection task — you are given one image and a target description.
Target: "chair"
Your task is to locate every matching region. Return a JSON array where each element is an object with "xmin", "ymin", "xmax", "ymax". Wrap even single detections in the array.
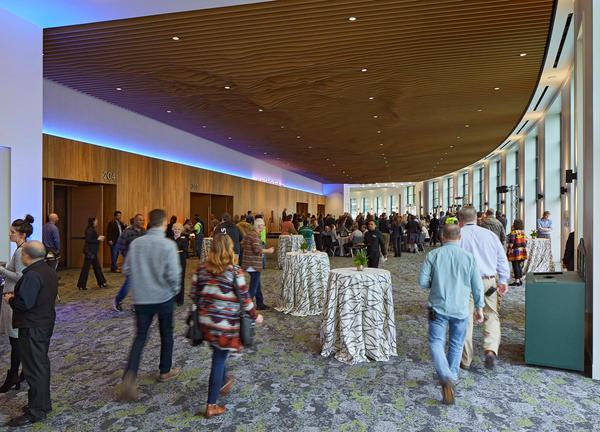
[{"xmin": 350, "ymin": 243, "xmax": 365, "ymax": 257}]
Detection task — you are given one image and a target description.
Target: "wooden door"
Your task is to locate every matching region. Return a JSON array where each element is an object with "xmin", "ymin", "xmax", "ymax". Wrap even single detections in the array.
[
  {"xmin": 53, "ymin": 186, "xmax": 68, "ymax": 268},
  {"xmin": 102, "ymin": 184, "xmax": 117, "ymax": 268},
  {"xmin": 296, "ymin": 202, "xmax": 308, "ymax": 216},
  {"xmin": 211, "ymin": 195, "xmax": 234, "ymax": 221},
  {"xmin": 317, "ymin": 204, "xmax": 325, "ymax": 216},
  {"xmin": 190, "ymin": 193, "xmax": 211, "ymax": 236},
  {"xmin": 68, "ymin": 185, "xmax": 103, "ymax": 268}
]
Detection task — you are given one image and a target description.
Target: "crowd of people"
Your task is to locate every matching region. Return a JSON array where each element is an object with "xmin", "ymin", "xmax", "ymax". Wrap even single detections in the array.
[{"xmin": 0, "ymin": 201, "xmax": 562, "ymax": 424}]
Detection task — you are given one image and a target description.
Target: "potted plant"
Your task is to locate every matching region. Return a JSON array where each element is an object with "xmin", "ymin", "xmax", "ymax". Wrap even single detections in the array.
[
  {"xmin": 289, "ymin": 228, "xmax": 296, "ymax": 235},
  {"xmin": 300, "ymin": 240, "xmax": 308, "ymax": 253},
  {"xmin": 354, "ymin": 249, "xmax": 368, "ymax": 271},
  {"xmin": 530, "ymin": 230, "xmax": 538, "ymax": 239}
]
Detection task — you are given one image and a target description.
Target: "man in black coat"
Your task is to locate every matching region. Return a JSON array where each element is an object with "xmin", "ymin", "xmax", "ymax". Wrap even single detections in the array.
[
  {"xmin": 429, "ymin": 214, "xmax": 441, "ymax": 246},
  {"xmin": 364, "ymin": 220, "xmax": 387, "ymax": 268},
  {"xmin": 215, "ymin": 213, "xmax": 243, "ymax": 255},
  {"xmin": 106, "ymin": 210, "xmax": 127, "ymax": 272},
  {"xmin": 5, "ymin": 241, "xmax": 58, "ymax": 426}
]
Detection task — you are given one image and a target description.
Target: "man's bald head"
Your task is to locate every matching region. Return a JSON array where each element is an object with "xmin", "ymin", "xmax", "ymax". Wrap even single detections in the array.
[
  {"xmin": 22, "ymin": 241, "xmax": 46, "ymax": 266},
  {"xmin": 458, "ymin": 206, "xmax": 477, "ymax": 224},
  {"xmin": 48, "ymin": 213, "xmax": 58, "ymax": 224}
]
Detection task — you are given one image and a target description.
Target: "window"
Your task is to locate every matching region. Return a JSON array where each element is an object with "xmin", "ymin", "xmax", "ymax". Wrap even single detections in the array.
[
  {"xmin": 515, "ymin": 149, "xmax": 519, "ymax": 186},
  {"xmin": 406, "ymin": 186, "xmax": 415, "ymax": 206},
  {"xmin": 432, "ymin": 181, "xmax": 439, "ymax": 210},
  {"xmin": 390, "ymin": 195, "xmax": 398, "ymax": 213},
  {"xmin": 445, "ymin": 177, "xmax": 454, "ymax": 210},
  {"xmin": 361, "ymin": 197, "xmax": 368, "ymax": 214},
  {"xmin": 462, "ymin": 172, "xmax": 468, "ymax": 201},
  {"xmin": 478, "ymin": 167, "xmax": 484, "ymax": 211},
  {"xmin": 376, "ymin": 197, "xmax": 383, "ymax": 216},
  {"xmin": 496, "ymin": 159, "xmax": 502, "ymax": 211},
  {"xmin": 350, "ymin": 198, "xmax": 357, "ymax": 218}
]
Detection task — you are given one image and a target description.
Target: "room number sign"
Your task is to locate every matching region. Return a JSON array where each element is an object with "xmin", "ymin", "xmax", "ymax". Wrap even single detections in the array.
[{"xmin": 103, "ymin": 171, "xmax": 116, "ymax": 181}]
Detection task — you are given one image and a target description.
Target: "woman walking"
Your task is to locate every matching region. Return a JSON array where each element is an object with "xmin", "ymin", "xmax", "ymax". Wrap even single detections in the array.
[
  {"xmin": 191, "ymin": 234, "xmax": 264, "ymax": 418},
  {"xmin": 172, "ymin": 222, "xmax": 188, "ymax": 306},
  {"xmin": 507, "ymin": 219, "xmax": 527, "ymax": 286},
  {"xmin": 391, "ymin": 215, "xmax": 404, "ymax": 257},
  {"xmin": 0, "ymin": 215, "xmax": 34, "ymax": 392},
  {"xmin": 77, "ymin": 217, "xmax": 107, "ymax": 290}
]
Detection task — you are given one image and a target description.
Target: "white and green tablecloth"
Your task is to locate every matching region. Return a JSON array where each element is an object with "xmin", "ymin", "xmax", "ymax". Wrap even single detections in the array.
[
  {"xmin": 200, "ymin": 237, "xmax": 213, "ymax": 263},
  {"xmin": 276, "ymin": 251, "xmax": 330, "ymax": 316},
  {"xmin": 320, "ymin": 267, "xmax": 397, "ymax": 364},
  {"xmin": 277, "ymin": 234, "xmax": 315, "ymax": 269},
  {"xmin": 523, "ymin": 238, "xmax": 555, "ymax": 275}
]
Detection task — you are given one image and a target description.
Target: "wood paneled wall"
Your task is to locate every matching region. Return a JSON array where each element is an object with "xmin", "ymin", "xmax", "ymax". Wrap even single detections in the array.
[{"xmin": 43, "ymin": 134, "xmax": 326, "ymax": 229}]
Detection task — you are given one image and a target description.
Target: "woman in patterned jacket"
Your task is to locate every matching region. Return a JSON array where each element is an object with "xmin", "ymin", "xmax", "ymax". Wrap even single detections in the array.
[
  {"xmin": 507, "ymin": 219, "xmax": 528, "ymax": 286},
  {"xmin": 191, "ymin": 234, "xmax": 264, "ymax": 418}
]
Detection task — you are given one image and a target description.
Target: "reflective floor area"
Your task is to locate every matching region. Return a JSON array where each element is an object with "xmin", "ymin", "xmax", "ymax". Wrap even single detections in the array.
[{"xmin": 0, "ymin": 244, "xmax": 598, "ymax": 431}]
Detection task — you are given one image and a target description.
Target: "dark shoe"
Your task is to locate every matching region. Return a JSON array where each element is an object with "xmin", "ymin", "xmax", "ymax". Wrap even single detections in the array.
[
  {"xmin": 220, "ymin": 374, "xmax": 235, "ymax": 396},
  {"xmin": 440, "ymin": 381, "xmax": 455, "ymax": 405},
  {"xmin": 0, "ymin": 370, "xmax": 20, "ymax": 393},
  {"xmin": 509, "ymin": 281, "xmax": 518, "ymax": 286},
  {"xmin": 485, "ymin": 351, "xmax": 496, "ymax": 370},
  {"xmin": 459, "ymin": 363, "xmax": 470, "ymax": 371},
  {"xmin": 99, "ymin": 282, "xmax": 108, "ymax": 288},
  {"xmin": 118, "ymin": 371, "xmax": 140, "ymax": 401},
  {"xmin": 78, "ymin": 286, "xmax": 87, "ymax": 290},
  {"xmin": 6, "ymin": 414, "xmax": 44, "ymax": 427},
  {"xmin": 256, "ymin": 304, "xmax": 270, "ymax": 311},
  {"xmin": 516, "ymin": 281, "xmax": 523, "ymax": 286},
  {"xmin": 205, "ymin": 404, "xmax": 226, "ymax": 418},
  {"xmin": 113, "ymin": 298, "xmax": 123, "ymax": 312}
]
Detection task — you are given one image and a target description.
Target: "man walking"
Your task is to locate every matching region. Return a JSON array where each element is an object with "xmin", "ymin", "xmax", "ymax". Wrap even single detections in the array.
[
  {"xmin": 429, "ymin": 213, "xmax": 440, "ymax": 246},
  {"xmin": 5, "ymin": 241, "xmax": 58, "ymax": 426},
  {"xmin": 419, "ymin": 225, "xmax": 484, "ymax": 405},
  {"xmin": 480, "ymin": 208, "xmax": 506, "ymax": 244},
  {"xmin": 42, "ymin": 213, "xmax": 60, "ymax": 256},
  {"xmin": 215, "ymin": 213, "xmax": 243, "ymax": 257},
  {"xmin": 193, "ymin": 215, "xmax": 205, "ymax": 258},
  {"xmin": 458, "ymin": 206, "xmax": 510, "ymax": 370},
  {"xmin": 241, "ymin": 219, "xmax": 275, "ymax": 310},
  {"xmin": 107, "ymin": 211, "xmax": 126, "ymax": 272},
  {"xmin": 364, "ymin": 220, "xmax": 387, "ymax": 268},
  {"xmin": 113, "ymin": 214, "xmax": 146, "ymax": 311},
  {"xmin": 119, "ymin": 209, "xmax": 181, "ymax": 401}
]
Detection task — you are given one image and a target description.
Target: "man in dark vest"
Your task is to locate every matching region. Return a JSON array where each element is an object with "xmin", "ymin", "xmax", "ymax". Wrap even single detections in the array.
[
  {"xmin": 364, "ymin": 220, "xmax": 387, "ymax": 268},
  {"xmin": 4, "ymin": 241, "xmax": 58, "ymax": 426}
]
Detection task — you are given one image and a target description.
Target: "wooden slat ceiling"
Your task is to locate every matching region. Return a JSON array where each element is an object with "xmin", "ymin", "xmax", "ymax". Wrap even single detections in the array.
[{"xmin": 43, "ymin": 0, "xmax": 555, "ymax": 184}]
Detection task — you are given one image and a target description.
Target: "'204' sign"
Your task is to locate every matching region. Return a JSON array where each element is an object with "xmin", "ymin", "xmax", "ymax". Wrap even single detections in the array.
[{"xmin": 103, "ymin": 171, "xmax": 116, "ymax": 181}]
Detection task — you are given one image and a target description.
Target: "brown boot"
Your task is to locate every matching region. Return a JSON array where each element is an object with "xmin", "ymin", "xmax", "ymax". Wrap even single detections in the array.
[
  {"xmin": 440, "ymin": 381, "xmax": 455, "ymax": 405},
  {"xmin": 205, "ymin": 404, "xmax": 226, "ymax": 418},
  {"xmin": 118, "ymin": 371, "xmax": 140, "ymax": 401},
  {"xmin": 220, "ymin": 374, "xmax": 235, "ymax": 396},
  {"xmin": 157, "ymin": 368, "xmax": 180, "ymax": 382}
]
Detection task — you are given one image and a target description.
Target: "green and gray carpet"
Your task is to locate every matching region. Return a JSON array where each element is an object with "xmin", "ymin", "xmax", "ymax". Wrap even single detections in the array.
[{"xmin": 0, "ymin": 244, "xmax": 598, "ymax": 431}]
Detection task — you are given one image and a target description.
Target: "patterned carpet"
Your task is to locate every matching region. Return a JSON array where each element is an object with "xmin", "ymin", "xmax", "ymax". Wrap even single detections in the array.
[{"xmin": 0, "ymin": 243, "xmax": 599, "ymax": 431}]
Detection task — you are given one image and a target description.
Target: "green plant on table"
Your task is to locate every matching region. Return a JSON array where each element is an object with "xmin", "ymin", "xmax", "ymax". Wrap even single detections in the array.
[
  {"xmin": 530, "ymin": 230, "xmax": 538, "ymax": 239},
  {"xmin": 300, "ymin": 240, "xmax": 308, "ymax": 252},
  {"xmin": 289, "ymin": 228, "xmax": 296, "ymax": 234},
  {"xmin": 353, "ymin": 249, "xmax": 368, "ymax": 268}
]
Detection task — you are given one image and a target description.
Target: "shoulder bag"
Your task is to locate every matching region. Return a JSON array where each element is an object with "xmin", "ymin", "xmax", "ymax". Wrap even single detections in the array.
[
  {"xmin": 185, "ymin": 279, "xmax": 204, "ymax": 346},
  {"xmin": 232, "ymin": 267, "xmax": 255, "ymax": 347}
]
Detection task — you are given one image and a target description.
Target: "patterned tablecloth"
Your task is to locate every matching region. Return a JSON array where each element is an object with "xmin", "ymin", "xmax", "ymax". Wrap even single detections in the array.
[
  {"xmin": 337, "ymin": 236, "xmax": 351, "ymax": 256},
  {"xmin": 523, "ymin": 238, "xmax": 555, "ymax": 274},
  {"xmin": 320, "ymin": 268, "xmax": 397, "ymax": 364},
  {"xmin": 200, "ymin": 237, "xmax": 213, "ymax": 263},
  {"xmin": 277, "ymin": 235, "xmax": 316, "ymax": 269},
  {"xmin": 276, "ymin": 251, "xmax": 330, "ymax": 316}
]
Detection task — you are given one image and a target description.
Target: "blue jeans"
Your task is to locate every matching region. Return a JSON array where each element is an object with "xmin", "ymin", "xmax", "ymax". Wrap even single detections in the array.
[
  {"xmin": 207, "ymin": 347, "xmax": 229, "ymax": 404},
  {"xmin": 248, "ymin": 271, "xmax": 264, "ymax": 307},
  {"xmin": 125, "ymin": 297, "xmax": 175, "ymax": 376},
  {"xmin": 115, "ymin": 275, "xmax": 130, "ymax": 304},
  {"xmin": 305, "ymin": 237, "xmax": 313, "ymax": 251},
  {"xmin": 428, "ymin": 311, "xmax": 469, "ymax": 383},
  {"xmin": 196, "ymin": 236, "xmax": 204, "ymax": 258},
  {"xmin": 109, "ymin": 244, "xmax": 119, "ymax": 271}
]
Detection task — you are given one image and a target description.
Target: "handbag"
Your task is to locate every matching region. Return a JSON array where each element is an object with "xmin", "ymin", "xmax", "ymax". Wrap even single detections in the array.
[
  {"xmin": 232, "ymin": 267, "xmax": 255, "ymax": 347},
  {"xmin": 185, "ymin": 289, "xmax": 204, "ymax": 346}
]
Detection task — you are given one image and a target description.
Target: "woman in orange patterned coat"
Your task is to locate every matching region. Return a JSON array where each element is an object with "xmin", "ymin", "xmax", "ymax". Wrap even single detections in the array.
[
  {"xmin": 191, "ymin": 234, "xmax": 264, "ymax": 418},
  {"xmin": 507, "ymin": 219, "xmax": 528, "ymax": 287}
]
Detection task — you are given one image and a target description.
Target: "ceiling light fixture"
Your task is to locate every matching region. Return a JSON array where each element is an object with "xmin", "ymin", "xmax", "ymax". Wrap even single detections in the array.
[
  {"xmin": 172, "ymin": 36, "xmax": 180, "ymax": 41},
  {"xmin": 258, "ymin": 108, "xmax": 263, "ymax": 112},
  {"xmin": 228, "ymin": 137, "xmax": 232, "ymax": 140},
  {"xmin": 116, "ymin": 87, "xmax": 122, "ymax": 91},
  {"xmin": 308, "ymin": 146, "xmax": 312, "ymax": 149},
  {"xmin": 224, "ymin": 85, "xmax": 231, "ymax": 89},
  {"xmin": 361, "ymin": 68, "xmax": 368, "ymax": 72},
  {"xmin": 369, "ymin": 96, "xmax": 374, "ymax": 100},
  {"xmin": 280, "ymin": 125, "xmax": 285, "ymax": 129},
  {"xmin": 202, "ymin": 125, "xmax": 206, "ymax": 128},
  {"xmin": 477, "ymin": 109, "xmax": 483, "ymax": 112},
  {"xmin": 379, "ymin": 143, "xmax": 384, "ymax": 146},
  {"xmin": 519, "ymin": 53, "xmax": 527, "ymax": 56},
  {"xmin": 264, "ymin": 152, "xmax": 268, "ymax": 155},
  {"xmin": 494, "ymin": 87, "xmax": 500, "ymax": 91},
  {"xmin": 465, "ymin": 124, "xmax": 470, "ymax": 127},
  {"xmin": 166, "ymin": 110, "xmax": 172, "ymax": 113},
  {"xmin": 348, "ymin": 17, "xmax": 357, "ymax": 21},
  {"xmin": 373, "ymin": 115, "xmax": 378, "ymax": 118},
  {"xmin": 296, "ymin": 136, "xmax": 301, "ymax": 139}
]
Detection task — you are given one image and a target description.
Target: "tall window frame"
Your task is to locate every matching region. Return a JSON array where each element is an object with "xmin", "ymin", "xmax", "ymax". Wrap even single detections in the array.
[{"xmin": 478, "ymin": 167, "xmax": 484, "ymax": 211}]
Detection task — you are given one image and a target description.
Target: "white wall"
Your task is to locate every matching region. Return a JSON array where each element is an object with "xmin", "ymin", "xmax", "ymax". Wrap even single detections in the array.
[
  {"xmin": 43, "ymin": 79, "xmax": 323, "ymax": 196},
  {"xmin": 0, "ymin": 148, "xmax": 10, "ymax": 262},
  {"xmin": 324, "ymin": 184, "xmax": 344, "ymax": 217},
  {"xmin": 0, "ymin": 7, "xmax": 43, "ymax": 257}
]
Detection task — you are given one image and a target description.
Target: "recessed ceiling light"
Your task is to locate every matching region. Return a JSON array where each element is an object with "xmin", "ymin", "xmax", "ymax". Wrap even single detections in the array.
[
  {"xmin": 465, "ymin": 124, "xmax": 470, "ymax": 127},
  {"xmin": 116, "ymin": 87, "xmax": 122, "ymax": 91},
  {"xmin": 308, "ymin": 146, "xmax": 312, "ymax": 149},
  {"xmin": 369, "ymin": 96, "xmax": 374, "ymax": 100},
  {"xmin": 477, "ymin": 108, "xmax": 483, "ymax": 112},
  {"xmin": 166, "ymin": 110, "xmax": 172, "ymax": 113},
  {"xmin": 377, "ymin": 130, "xmax": 381, "ymax": 133},
  {"xmin": 263, "ymin": 152, "xmax": 268, "ymax": 155},
  {"xmin": 361, "ymin": 68, "xmax": 368, "ymax": 72},
  {"xmin": 332, "ymin": 164, "xmax": 336, "ymax": 166},
  {"xmin": 258, "ymin": 108, "xmax": 263, "ymax": 112},
  {"xmin": 494, "ymin": 87, "xmax": 500, "ymax": 91},
  {"xmin": 228, "ymin": 137, "xmax": 232, "ymax": 140},
  {"xmin": 450, "ymin": 145, "xmax": 454, "ymax": 148},
  {"xmin": 373, "ymin": 115, "xmax": 378, "ymax": 118},
  {"xmin": 172, "ymin": 36, "xmax": 180, "ymax": 41},
  {"xmin": 280, "ymin": 125, "xmax": 285, "ymax": 129},
  {"xmin": 296, "ymin": 136, "xmax": 301, "ymax": 139},
  {"xmin": 379, "ymin": 143, "xmax": 384, "ymax": 146},
  {"xmin": 202, "ymin": 125, "xmax": 206, "ymax": 128},
  {"xmin": 348, "ymin": 17, "xmax": 357, "ymax": 21},
  {"xmin": 224, "ymin": 86, "xmax": 231, "ymax": 89},
  {"xmin": 520, "ymin": 53, "xmax": 527, "ymax": 56},
  {"xmin": 456, "ymin": 136, "xmax": 461, "ymax": 139}
]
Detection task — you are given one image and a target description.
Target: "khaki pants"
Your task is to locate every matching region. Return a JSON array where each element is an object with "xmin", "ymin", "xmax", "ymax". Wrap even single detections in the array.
[
  {"xmin": 382, "ymin": 233, "xmax": 390, "ymax": 252},
  {"xmin": 461, "ymin": 277, "xmax": 501, "ymax": 367}
]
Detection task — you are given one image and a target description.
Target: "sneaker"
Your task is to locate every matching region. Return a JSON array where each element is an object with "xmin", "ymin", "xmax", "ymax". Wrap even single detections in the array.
[
  {"xmin": 256, "ymin": 304, "xmax": 270, "ymax": 311},
  {"xmin": 113, "ymin": 298, "xmax": 123, "ymax": 312},
  {"xmin": 440, "ymin": 381, "xmax": 455, "ymax": 405},
  {"xmin": 157, "ymin": 368, "xmax": 180, "ymax": 382},
  {"xmin": 485, "ymin": 351, "xmax": 496, "ymax": 370}
]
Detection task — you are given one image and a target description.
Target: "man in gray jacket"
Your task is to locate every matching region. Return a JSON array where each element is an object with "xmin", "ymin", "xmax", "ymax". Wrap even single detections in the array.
[{"xmin": 119, "ymin": 209, "xmax": 181, "ymax": 401}]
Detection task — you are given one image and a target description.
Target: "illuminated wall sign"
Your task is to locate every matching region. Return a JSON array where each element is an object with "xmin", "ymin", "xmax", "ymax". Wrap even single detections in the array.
[{"xmin": 253, "ymin": 177, "xmax": 283, "ymax": 187}]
